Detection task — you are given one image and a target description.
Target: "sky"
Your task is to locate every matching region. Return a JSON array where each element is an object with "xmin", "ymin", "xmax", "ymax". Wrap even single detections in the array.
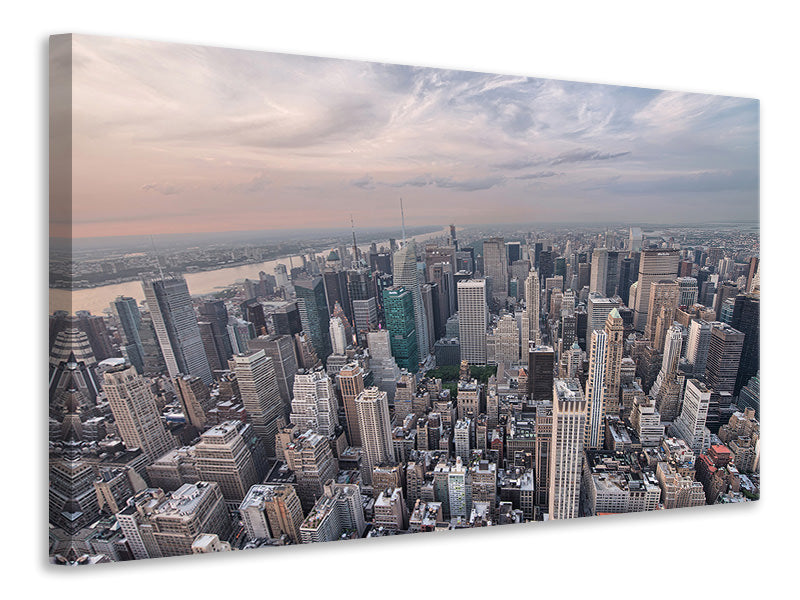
[{"xmin": 57, "ymin": 34, "xmax": 760, "ymax": 239}]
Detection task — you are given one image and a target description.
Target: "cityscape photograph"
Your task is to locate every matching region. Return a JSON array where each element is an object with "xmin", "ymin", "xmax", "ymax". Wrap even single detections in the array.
[{"xmin": 49, "ymin": 34, "xmax": 760, "ymax": 565}]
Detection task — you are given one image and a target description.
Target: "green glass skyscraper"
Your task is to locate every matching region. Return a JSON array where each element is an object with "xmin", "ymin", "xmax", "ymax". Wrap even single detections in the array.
[{"xmin": 382, "ymin": 286, "xmax": 419, "ymax": 373}]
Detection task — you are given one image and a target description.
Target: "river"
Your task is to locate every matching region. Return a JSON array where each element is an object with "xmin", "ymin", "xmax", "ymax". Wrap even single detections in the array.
[{"xmin": 50, "ymin": 227, "xmax": 452, "ymax": 315}]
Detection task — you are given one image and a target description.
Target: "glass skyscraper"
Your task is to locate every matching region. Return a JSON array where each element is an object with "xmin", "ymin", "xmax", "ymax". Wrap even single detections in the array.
[
  {"xmin": 294, "ymin": 276, "xmax": 332, "ymax": 361},
  {"xmin": 382, "ymin": 285, "xmax": 419, "ymax": 372}
]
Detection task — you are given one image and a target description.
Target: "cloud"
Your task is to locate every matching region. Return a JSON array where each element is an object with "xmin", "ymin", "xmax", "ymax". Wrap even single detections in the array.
[
  {"xmin": 351, "ymin": 173, "xmax": 506, "ymax": 192},
  {"xmin": 386, "ymin": 174, "xmax": 431, "ymax": 188},
  {"xmin": 141, "ymin": 182, "xmax": 182, "ymax": 195},
  {"xmin": 492, "ymin": 156, "xmax": 541, "ymax": 170},
  {"xmin": 514, "ymin": 170, "xmax": 561, "ymax": 180},
  {"xmin": 68, "ymin": 35, "xmax": 759, "ymax": 236},
  {"xmin": 430, "ymin": 175, "xmax": 505, "ymax": 191},
  {"xmin": 549, "ymin": 148, "xmax": 631, "ymax": 166},
  {"xmin": 607, "ymin": 169, "xmax": 758, "ymax": 195},
  {"xmin": 231, "ymin": 171, "xmax": 271, "ymax": 193},
  {"xmin": 351, "ymin": 175, "xmax": 376, "ymax": 189}
]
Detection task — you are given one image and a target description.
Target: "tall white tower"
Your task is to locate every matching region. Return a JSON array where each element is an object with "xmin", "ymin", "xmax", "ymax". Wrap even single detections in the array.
[
  {"xmin": 290, "ymin": 369, "xmax": 339, "ymax": 437},
  {"xmin": 231, "ymin": 349, "xmax": 283, "ymax": 456},
  {"xmin": 329, "ymin": 316, "xmax": 347, "ymax": 356},
  {"xmin": 355, "ymin": 387, "xmax": 395, "ymax": 485},
  {"xmin": 670, "ymin": 378, "xmax": 711, "ymax": 453},
  {"xmin": 686, "ymin": 319, "xmax": 712, "ymax": 376},
  {"xmin": 102, "ymin": 362, "xmax": 177, "ymax": 462},
  {"xmin": 585, "ymin": 329, "xmax": 608, "ymax": 449},
  {"xmin": 590, "ymin": 248, "xmax": 608, "ymax": 296},
  {"xmin": 523, "ymin": 269, "xmax": 541, "ymax": 347},
  {"xmin": 457, "ymin": 279, "xmax": 488, "ymax": 365},
  {"xmin": 633, "ymin": 249, "xmax": 680, "ymax": 331},
  {"xmin": 549, "ymin": 379, "xmax": 587, "ymax": 520}
]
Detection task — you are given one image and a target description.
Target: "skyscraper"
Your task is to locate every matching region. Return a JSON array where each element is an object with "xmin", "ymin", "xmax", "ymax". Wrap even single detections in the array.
[
  {"xmin": 194, "ymin": 421, "xmax": 260, "ymax": 509},
  {"xmin": 522, "ymin": 268, "xmax": 541, "ymax": 350},
  {"xmin": 239, "ymin": 484, "xmax": 304, "ymax": 544},
  {"xmin": 632, "ymin": 248, "xmax": 680, "ymax": 332},
  {"xmin": 270, "ymin": 301, "xmax": 303, "ymax": 336},
  {"xmin": 670, "ymin": 379, "xmax": 711, "ymax": 454},
  {"xmin": 175, "ymin": 374, "xmax": 213, "ymax": 430},
  {"xmin": 651, "ymin": 325, "xmax": 684, "ymax": 421},
  {"xmin": 483, "ymin": 237, "xmax": 508, "ymax": 302},
  {"xmin": 644, "ymin": 280, "xmax": 680, "ymax": 352},
  {"xmin": 329, "ymin": 316, "xmax": 347, "ymax": 355},
  {"xmin": 294, "ymin": 276, "xmax": 331, "ymax": 361},
  {"xmin": 198, "ymin": 321, "xmax": 224, "ymax": 372},
  {"xmin": 430, "ymin": 261, "xmax": 456, "ymax": 321},
  {"xmin": 731, "ymin": 293, "xmax": 760, "ymax": 395},
  {"xmin": 111, "ymin": 296, "xmax": 145, "ymax": 374},
  {"xmin": 492, "ymin": 312, "xmax": 520, "ymax": 366},
  {"xmin": 603, "ymin": 308, "xmax": 624, "ymax": 418},
  {"xmin": 231, "ymin": 349, "xmax": 283, "ymax": 457},
  {"xmin": 705, "ymin": 323, "xmax": 745, "ymax": 395},
  {"xmin": 337, "ymin": 363, "xmax": 366, "ymax": 447},
  {"xmin": 246, "ymin": 334, "xmax": 299, "ymax": 418},
  {"xmin": 290, "ymin": 369, "xmax": 339, "ymax": 437},
  {"xmin": 392, "ymin": 239, "xmax": 430, "ymax": 360},
  {"xmin": 322, "ymin": 269, "xmax": 352, "ymax": 324},
  {"xmin": 240, "ymin": 299, "xmax": 267, "ymax": 336},
  {"xmin": 382, "ymin": 286, "xmax": 419, "ymax": 372},
  {"xmin": 366, "ymin": 329, "xmax": 401, "ymax": 402},
  {"xmin": 584, "ymin": 329, "xmax": 608, "ymax": 449},
  {"xmin": 142, "ymin": 275, "xmax": 213, "ymax": 384},
  {"xmin": 527, "ymin": 343, "xmax": 554, "ymax": 401},
  {"xmin": 587, "ymin": 293, "xmax": 620, "ymax": 337},
  {"xmin": 351, "ymin": 297, "xmax": 378, "ymax": 346},
  {"xmin": 457, "ymin": 279, "xmax": 488, "ymax": 365},
  {"xmin": 618, "ymin": 257, "xmax": 635, "ymax": 306},
  {"xmin": 138, "ymin": 310, "xmax": 168, "ymax": 376},
  {"xmin": 549, "ymin": 379, "xmax": 587, "ymax": 520},
  {"xmin": 49, "ymin": 324, "xmax": 101, "ymax": 410},
  {"xmin": 676, "ymin": 277, "xmax": 699, "ymax": 308},
  {"xmin": 281, "ymin": 429, "xmax": 339, "ymax": 512},
  {"xmin": 102, "ymin": 361, "xmax": 177, "ymax": 462},
  {"xmin": 299, "ymin": 481, "xmax": 365, "ymax": 542},
  {"xmin": 74, "ymin": 310, "xmax": 115, "ymax": 362},
  {"xmin": 686, "ymin": 319, "xmax": 712, "ymax": 376},
  {"xmin": 355, "ymin": 387, "xmax": 395, "ymax": 485},
  {"xmin": 144, "ymin": 482, "xmax": 232, "ymax": 558},
  {"xmin": 420, "ymin": 283, "xmax": 437, "ymax": 352},
  {"xmin": 590, "ymin": 248, "xmax": 608, "ymax": 296}
]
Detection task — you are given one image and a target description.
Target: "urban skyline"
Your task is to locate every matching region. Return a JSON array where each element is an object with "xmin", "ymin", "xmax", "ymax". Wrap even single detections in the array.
[{"xmin": 49, "ymin": 35, "xmax": 759, "ymax": 566}]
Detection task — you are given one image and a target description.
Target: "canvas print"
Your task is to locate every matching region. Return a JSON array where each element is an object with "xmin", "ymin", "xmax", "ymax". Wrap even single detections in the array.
[{"xmin": 48, "ymin": 34, "xmax": 760, "ymax": 565}]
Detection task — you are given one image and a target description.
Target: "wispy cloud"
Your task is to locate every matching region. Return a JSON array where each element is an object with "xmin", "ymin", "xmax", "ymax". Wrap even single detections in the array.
[
  {"xmin": 352, "ymin": 173, "xmax": 506, "ymax": 192},
  {"xmin": 549, "ymin": 149, "xmax": 631, "ymax": 166},
  {"xmin": 608, "ymin": 169, "xmax": 758, "ymax": 195},
  {"xmin": 350, "ymin": 174, "xmax": 376, "ymax": 190},
  {"xmin": 514, "ymin": 171, "xmax": 561, "ymax": 180},
  {"xmin": 141, "ymin": 182, "xmax": 182, "ymax": 195}
]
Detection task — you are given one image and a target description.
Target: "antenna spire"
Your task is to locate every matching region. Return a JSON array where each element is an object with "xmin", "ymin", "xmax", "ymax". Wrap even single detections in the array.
[
  {"xmin": 350, "ymin": 213, "xmax": 359, "ymax": 264},
  {"xmin": 150, "ymin": 235, "xmax": 166, "ymax": 280},
  {"xmin": 400, "ymin": 198, "xmax": 406, "ymax": 243}
]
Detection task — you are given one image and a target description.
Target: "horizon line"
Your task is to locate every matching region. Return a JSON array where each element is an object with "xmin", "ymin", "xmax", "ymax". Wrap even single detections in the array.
[{"xmin": 56, "ymin": 219, "xmax": 759, "ymax": 242}]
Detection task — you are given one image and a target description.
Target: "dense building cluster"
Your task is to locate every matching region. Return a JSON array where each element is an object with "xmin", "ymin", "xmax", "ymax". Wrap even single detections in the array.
[{"xmin": 49, "ymin": 223, "xmax": 760, "ymax": 565}]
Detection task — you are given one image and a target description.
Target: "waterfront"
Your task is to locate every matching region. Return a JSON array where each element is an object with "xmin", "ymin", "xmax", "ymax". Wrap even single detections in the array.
[{"xmin": 50, "ymin": 227, "xmax": 451, "ymax": 315}]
